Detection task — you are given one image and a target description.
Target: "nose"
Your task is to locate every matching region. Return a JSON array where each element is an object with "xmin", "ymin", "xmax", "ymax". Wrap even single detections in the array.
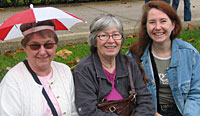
[
  {"xmin": 107, "ymin": 35, "xmax": 115, "ymax": 42},
  {"xmin": 38, "ymin": 45, "xmax": 47, "ymax": 55},
  {"xmin": 155, "ymin": 22, "xmax": 161, "ymax": 30}
]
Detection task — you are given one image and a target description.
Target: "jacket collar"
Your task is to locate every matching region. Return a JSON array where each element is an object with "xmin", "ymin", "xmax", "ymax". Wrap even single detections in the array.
[
  {"xmin": 93, "ymin": 52, "xmax": 128, "ymax": 79},
  {"xmin": 141, "ymin": 39, "xmax": 180, "ymax": 68},
  {"xmin": 170, "ymin": 39, "xmax": 180, "ymax": 67}
]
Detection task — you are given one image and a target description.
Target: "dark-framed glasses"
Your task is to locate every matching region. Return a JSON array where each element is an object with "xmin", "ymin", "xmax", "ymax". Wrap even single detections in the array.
[
  {"xmin": 97, "ymin": 33, "xmax": 122, "ymax": 41},
  {"xmin": 27, "ymin": 43, "xmax": 57, "ymax": 50}
]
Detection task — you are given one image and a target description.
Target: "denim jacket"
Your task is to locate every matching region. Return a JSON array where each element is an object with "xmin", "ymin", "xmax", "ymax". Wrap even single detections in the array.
[{"xmin": 128, "ymin": 39, "xmax": 200, "ymax": 116}]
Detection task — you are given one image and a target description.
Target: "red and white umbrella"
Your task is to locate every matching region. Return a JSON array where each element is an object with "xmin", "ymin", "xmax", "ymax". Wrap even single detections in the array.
[{"xmin": 0, "ymin": 4, "xmax": 86, "ymax": 41}]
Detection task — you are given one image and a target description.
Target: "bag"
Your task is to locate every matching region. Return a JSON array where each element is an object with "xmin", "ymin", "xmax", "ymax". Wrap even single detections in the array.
[
  {"xmin": 97, "ymin": 93, "xmax": 136, "ymax": 116},
  {"xmin": 97, "ymin": 55, "xmax": 137, "ymax": 116}
]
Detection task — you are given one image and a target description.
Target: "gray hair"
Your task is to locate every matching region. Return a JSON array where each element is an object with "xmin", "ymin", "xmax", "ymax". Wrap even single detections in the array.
[{"xmin": 88, "ymin": 14, "xmax": 125, "ymax": 52}]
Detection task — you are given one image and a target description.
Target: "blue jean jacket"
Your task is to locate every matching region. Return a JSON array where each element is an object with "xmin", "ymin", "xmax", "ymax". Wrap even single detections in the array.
[{"xmin": 127, "ymin": 39, "xmax": 200, "ymax": 116}]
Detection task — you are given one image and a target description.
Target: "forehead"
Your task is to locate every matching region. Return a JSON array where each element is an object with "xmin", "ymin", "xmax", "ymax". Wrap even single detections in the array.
[
  {"xmin": 28, "ymin": 33, "xmax": 55, "ymax": 43},
  {"xmin": 98, "ymin": 26, "xmax": 119, "ymax": 33},
  {"xmin": 147, "ymin": 8, "xmax": 170, "ymax": 20}
]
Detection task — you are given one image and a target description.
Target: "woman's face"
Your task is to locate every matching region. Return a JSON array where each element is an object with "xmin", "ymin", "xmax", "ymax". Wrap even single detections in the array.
[
  {"xmin": 23, "ymin": 33, "xmax": 57, "ymax": 71},
  {"xmin": 96, "ymin": 27, "xmax": 122, "ymax": 59},
  {"xmin": 146, "ymin": 8, "xmax": 175, "ymax": 44}
]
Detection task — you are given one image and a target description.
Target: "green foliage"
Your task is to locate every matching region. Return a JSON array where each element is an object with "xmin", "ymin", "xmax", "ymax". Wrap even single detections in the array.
[{"xmin": 0, "ymin": 29, "xmax": 200, "ymax": 82}]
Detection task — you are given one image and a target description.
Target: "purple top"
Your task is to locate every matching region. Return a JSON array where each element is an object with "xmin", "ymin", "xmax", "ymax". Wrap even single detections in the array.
[{"xmin": 103, "ymin": 67, "xmax": 123, "ymax": 101}]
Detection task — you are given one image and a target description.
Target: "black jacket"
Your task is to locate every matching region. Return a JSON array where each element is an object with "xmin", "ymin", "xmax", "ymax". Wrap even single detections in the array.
[{"xmin": 74, "ymin": 52, "xmax": 155, "ymax": 116}]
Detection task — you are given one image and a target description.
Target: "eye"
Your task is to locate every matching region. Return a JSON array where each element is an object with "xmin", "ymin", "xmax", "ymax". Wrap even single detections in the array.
[
  {"xmin": 27, "ymin": 44, "xmax": 41, "ymax": 50},
  {"xmin": 44, "ymin": 43, "xmax": 56, "ymax": 49},
  {"xmin": 161, "ymin": 19, "xmax": 167, "ymax": 23},
  {"xmin": 29, "ymin": 44, "xmax": 40, "ymax": 47},
  {"xmin": 149, "ymin": 21, "xmax": 155, "ymax": 24},
  {"xmin": 113, "ymin": 33, "xmax": 120, "ymax": 37},
  {"xmin": 100, "ymin": 34, "xmax": 108, "ymax": 38}
]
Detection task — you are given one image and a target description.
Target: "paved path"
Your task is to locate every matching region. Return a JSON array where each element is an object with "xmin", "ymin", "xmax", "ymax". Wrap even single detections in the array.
[{"xmin": 0, "ymin": 0, "xmax": 200, "ymax": 53}]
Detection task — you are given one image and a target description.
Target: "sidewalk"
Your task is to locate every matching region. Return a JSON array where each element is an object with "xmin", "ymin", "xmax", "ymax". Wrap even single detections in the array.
[{"xmin": 0, "ymin": 0, "xmax": 200, "ymax": 53}]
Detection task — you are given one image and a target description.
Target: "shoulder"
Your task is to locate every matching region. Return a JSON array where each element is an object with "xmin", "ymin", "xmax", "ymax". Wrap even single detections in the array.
[
  {"xmin": 119, "ymin": 53, "xmax": 138, "ymax": 69},
  {"xmin": 51, "ymin": 61, "xmax": 70, "ymax": 69},
  {"xmin": 51, "ymin": 61, "xmax": 72, "ymax": 75},
  {"xmin": 74, "ymin": 54, "xmax": 94, "ymax": 72},
  {"xmin": 174, "ymin": 38, "xmax": 199, "ymax": 54},
  {"xmin": 5, "ymin": 62, "xmax": 26, "ymax": 77},
  {"xmin": 1, "ymin": 62, "xmax": 29, "ymax": 85}
]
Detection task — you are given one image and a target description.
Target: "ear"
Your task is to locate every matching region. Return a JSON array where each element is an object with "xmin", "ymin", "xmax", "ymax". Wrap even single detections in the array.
[
  {"xmin": 94, "ymin": 39, "xmax": 97, "ymax": 47},
  {"xmin": 172, "ymin": 21, "xmax": 176, "ymax": 31},
  {"xmin": 23, "ymin": 46, "xmax": 27, "ymax": 53}
]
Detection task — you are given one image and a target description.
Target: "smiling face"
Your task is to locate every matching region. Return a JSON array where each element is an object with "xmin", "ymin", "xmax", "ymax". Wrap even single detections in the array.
[
  {"xmin": 146, "ymin": 8, "xmax": 175, "ymax": 44},
  {"xmin": 23, "ymin": 33, "xmax": 57, "ymax": 72},
  {"xmin": 96, "ymin": 27, "xmax": 122, "ymax": 59}
]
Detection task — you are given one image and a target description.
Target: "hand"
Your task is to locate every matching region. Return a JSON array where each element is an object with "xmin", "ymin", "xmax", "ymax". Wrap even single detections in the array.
[{"xmin": 155, "ymin": 112, "xmax": 163, "ymax": 116}]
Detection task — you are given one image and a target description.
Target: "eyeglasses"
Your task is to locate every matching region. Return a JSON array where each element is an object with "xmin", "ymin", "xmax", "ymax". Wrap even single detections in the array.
[
  {"xmin": 97, "ymin": 33, "xmax": 122, "ymax": 41},
  {"xmin": 27, "ymin": 43, "xmax": 57, "ymax": 50}
]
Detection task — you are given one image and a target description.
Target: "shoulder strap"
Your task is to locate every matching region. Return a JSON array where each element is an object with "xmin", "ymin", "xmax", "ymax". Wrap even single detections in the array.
[
  {"xmin": 149, "ymin": 46, "xmax": 161, "ymax": 112},
  {"xmin": 23, "ymin": 59, "xmax": 58, "ymax": 116},
  {"xmin": 124, "ymin": 55, "xmax": 136, "ymax": 94}
]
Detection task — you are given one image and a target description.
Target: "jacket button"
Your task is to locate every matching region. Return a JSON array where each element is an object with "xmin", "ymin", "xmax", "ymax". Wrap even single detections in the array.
[
  {"xmin": 63, "ymin": 112, "xmax": 66, "ymax": 115},
  {"xmin": 50, "ymin": 82, "xmax": 53, "ymax": 85},
  {"xmin": 57, "ymin": 96, "xmax": 60, "ymax": 99}
]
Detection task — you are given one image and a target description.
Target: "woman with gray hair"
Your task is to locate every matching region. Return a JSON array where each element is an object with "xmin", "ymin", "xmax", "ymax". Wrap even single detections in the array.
[{"xmin": 73, "ymin": 14, "xmax": 155, "ymax": 116}]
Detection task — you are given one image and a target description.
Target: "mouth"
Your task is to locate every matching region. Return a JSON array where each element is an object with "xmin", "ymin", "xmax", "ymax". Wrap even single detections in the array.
[
  {"xmin": 104, "ymin": 46, "xmax": 116, "ymax": 49},
  {"xmin": 36, "ymin": 56, "xmax": 49, "ymax": 59},
  {"xmin": 153, "ymin": 32, "xmax": 164, "ymax": 36}
]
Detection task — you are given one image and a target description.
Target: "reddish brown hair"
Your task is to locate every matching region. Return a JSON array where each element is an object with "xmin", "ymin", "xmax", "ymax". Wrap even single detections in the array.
[{"xmin": 129, "ymin": 1, "xmax": 182, "ymax": 83}]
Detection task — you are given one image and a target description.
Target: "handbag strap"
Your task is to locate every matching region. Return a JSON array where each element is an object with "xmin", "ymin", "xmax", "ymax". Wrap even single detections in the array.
[
  {"xmin": 149, "ymin": 46, "xmax": 161, "ymax": 112},
  {"xmin": 124, "ymin": 55, "xmax": 136, "ymax": 94},
  {"xmin": 23, "ymin": 59, "xmax": 58, "ymax": 116}
]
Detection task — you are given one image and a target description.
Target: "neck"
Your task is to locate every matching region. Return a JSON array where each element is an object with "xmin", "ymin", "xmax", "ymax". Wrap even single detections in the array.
[
  {"xmin": 151, "ymin": 41, "xmax": 172, "ymax": 58},
  {"xmin": 99, "ymin": 55, "xmax": 116, "ymax": 73},
  {"xmin": 28, "ymin": 60, "xmax": 52, "ymax": 76}
]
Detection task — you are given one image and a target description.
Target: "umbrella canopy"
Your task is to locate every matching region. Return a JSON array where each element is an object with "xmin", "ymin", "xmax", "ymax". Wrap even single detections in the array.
[{"xmin": 0, "ymin": 5, "xmax": 86, "ymax": 41}]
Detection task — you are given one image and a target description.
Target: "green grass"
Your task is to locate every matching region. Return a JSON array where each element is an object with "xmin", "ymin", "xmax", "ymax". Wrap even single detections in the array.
[{"xmin": 0, "ymin": 29, "xmax": 200, "ymax": 82}]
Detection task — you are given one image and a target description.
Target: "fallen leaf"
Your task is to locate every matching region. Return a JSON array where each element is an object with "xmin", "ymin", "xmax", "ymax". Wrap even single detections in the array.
[
  {"xmin": 70, "ymin": 65, "xmax": 76, "ymax": 70},
  {"xmin": 0, "ymin": 69, "xmax": 4, "ymax": 73},
  {"xmin": 121, "ymin": 46, "xmax": 128, "ymax": 49},
  {"xmin": 14, "ymin": 49, "xmax": 24, "ymax": 54},
  {"xmin": 127, "ymin": 35, "xmax": 134, "ymax": 38},
  {"xmin": 120, "ymin": 1, "xmax": 127, "ymax": 4},
  {"xmin": 75, "ymin": 57, "xmax": 81, "ymax": 63},
  {"xmin": 188, "ymin": 24, "xmax": 195, "ymax": 30},
  {"xmin": 126, "ymin": 34, "xmax": 138, "ymax": 38},
  {"xmin": 66, "ymin": 43, "xmax": 73, "ymax": 46},
  {"xmin": 56, "ymin": 49, "xmax": 73, "ymax": 60},
  {"xmin": 6, "ymin": 66, "xmax": 11, "ymax": 71},
  {"xmin": 4, "ymin": 50, "xmax": 14, "ymax": 58},
  {"xmin": 0, "ymin": 8, "xmax": 5, "ymax": 11},
  {"xmin": 66, "ymin": 43, "xmax": 75, "ymax": 48},
  {"xmin": 67, "ymin": 61, "xmax": 75, "ymax": 65},
  {"xmin": 187, "ymin": 38, "xmax": 195, "ymax": 42}
]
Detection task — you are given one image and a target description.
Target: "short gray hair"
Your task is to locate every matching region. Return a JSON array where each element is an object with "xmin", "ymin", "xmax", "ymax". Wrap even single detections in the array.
[{"xmin": 88, "ymin": 14, "xmax": 125, "ymax": 52}]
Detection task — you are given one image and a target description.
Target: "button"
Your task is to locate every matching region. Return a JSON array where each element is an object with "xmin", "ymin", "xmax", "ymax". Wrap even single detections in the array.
[
  {"xmin": 56, "ymin": 96, "xmax": 60, "ymax": 99},
  {"xmin": 50, "ymin": 82, "xmax": 53, "ymax": 85},
  {"xmin": 78, "ymin": 107, "xmax": 82, "ymax": 112},
  {"xmin": 63, "ymin": 112, "xmax": 66, "ymax": 115}
]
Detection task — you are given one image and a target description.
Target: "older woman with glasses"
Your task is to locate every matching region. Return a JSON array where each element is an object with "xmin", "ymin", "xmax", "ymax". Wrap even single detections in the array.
[
  {"xmin": 73, "ymin": 14, "xmax": 155, "ymax": 116},
  {"xmin": 0, "ymin": 20, "xmax": 78, "ymax": 116}
]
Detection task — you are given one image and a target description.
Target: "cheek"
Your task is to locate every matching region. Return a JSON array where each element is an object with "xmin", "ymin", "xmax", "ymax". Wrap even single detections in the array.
[{"xmin": 146, "ymin": 24, "xmax": 151, "ymax": 34}]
